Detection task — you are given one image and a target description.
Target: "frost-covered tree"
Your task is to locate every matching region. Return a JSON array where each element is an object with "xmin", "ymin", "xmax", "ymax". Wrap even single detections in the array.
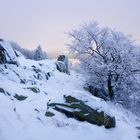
[
  {"xmin": 34, "ymin": 45, "xmax": 44, "ymax": 61},
  {"xmin": 68, "ymin": 22, "xmax": 140, "ymax": 114},
  {"xmin": 34, "ymin": 45, "xmax": 48, "ymax": 61}
]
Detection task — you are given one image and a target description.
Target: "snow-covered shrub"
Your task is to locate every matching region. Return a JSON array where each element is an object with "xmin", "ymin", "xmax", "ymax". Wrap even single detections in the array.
[{"xmin": 34, "ymin": 45, "xmax": 47, "ymax": 61}]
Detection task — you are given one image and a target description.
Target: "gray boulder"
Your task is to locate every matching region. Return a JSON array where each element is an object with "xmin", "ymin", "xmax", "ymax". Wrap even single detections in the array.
[{"xmin": 56, "ymin": 55, "xmax": 70, "ymax": 75}]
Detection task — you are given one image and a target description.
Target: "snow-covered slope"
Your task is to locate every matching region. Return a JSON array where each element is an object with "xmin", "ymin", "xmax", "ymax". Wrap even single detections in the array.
[{"xmin": 0, "ymin": 53, "xmax": 139, "ymax": 140}]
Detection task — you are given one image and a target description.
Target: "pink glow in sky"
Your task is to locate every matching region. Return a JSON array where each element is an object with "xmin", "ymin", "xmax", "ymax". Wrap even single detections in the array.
[{"xmin": 0, "ymin": 0, "xmax": 140, "ymax": 54}]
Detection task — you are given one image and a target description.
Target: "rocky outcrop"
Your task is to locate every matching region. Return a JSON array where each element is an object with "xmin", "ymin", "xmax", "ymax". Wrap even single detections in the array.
[
  {"xmin": 0, "ymin": 39, "xmax": 17, "ymax": 64},
  {"xmin": 56, "ymin": 55, "xmax": 70, "ymax": 75},
  {"xmin": 0, "ymin": 44, "xmax": 7, "ymax": 64},
  {"xmin": 48, "ymin": 95, "xmax": 116, "ymax": 129},
  {"xmin": 14, "ymin": 94, "xmax": 28, "ymax": 101},
  {"xmin": 27, "ymin": 87, "xmax": 40, "ymax": 93},
  {"xmin": 0, "ymin": 88, "xmax": 11, "ymax": 96},
  {"xmin": 45, "ymin": 111, "xmax": 55, "ymax": 117}
]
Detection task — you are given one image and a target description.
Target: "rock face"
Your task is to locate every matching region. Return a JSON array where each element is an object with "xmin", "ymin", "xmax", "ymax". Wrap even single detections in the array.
[
  {"xmin": 14, "ymin": 94, "xmax": 28, "ymax": 101},
  {"xmin": 0, "ymin": 44, "xmax": 7, "ymax": 64},
  {"xmin": 27, "ymin": 87, "xmax": 40, "ymax": 93},
  {"xmin": 0, "ymin": 88, "xmax": 6, "ymax": 95},
  {"xmin": 56, "ymin": 55, "xmax": 70, "ymax": 75},
  {"xmin": 0, "ymin": 39, "xmax": 17, "ymax": 64},
  {"xmin": 48, "ymin": 95, "xmax": 116, "ymax": 129},
  {"xmin": 45, "ymin": 111, "xmax": 55, "ymax": 117}
]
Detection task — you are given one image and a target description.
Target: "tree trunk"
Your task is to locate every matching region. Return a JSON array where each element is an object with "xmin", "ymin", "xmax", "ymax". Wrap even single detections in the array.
[{"xmin": 107, "ymin": 74, "xmax": 114, "ymax": 101}]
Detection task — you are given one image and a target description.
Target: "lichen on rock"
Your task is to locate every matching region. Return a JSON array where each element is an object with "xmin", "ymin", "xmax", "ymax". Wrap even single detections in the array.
[{"xmin": 48, "ymin": 95, "xmax": 116, "ymax": 129}]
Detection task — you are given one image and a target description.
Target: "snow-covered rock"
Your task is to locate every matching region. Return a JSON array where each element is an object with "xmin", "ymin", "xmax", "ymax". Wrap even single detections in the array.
[
  {"xmin": 0, "ymin": 39, "xmax": 17, "ymax": 64},
  {"xmin": 56, "ymin": 55, "xmax": 70, "ymax": 75}
]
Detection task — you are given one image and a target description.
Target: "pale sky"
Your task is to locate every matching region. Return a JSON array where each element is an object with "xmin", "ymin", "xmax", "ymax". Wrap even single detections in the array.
[{"xmin": 0, "ymin": 0, "xmax": 140, "ymax": 55}]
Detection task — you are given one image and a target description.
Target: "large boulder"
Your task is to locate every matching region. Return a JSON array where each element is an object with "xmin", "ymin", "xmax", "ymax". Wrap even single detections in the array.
[
  {"xmin": 56, "ymin": 55, "xmax": 70, "ymax": 75},
  {"xmin": 48, "ymin": 95, "xmax": 116, "ymax": 129},
  {"xmin": 0, "ymin": 39, "xmax": 17, "ymax": 64}
]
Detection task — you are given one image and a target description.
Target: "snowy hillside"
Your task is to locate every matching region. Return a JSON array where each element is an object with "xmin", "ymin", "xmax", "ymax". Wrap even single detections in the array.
[{"xmin": 0, "ymin": 41, "xmax": 140, "ymax": 140}]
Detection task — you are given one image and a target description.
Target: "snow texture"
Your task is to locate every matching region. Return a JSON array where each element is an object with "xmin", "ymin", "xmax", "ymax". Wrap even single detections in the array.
[{"xmin": 0, "ymin": 52, "xmax": 139, "ymax": 140}]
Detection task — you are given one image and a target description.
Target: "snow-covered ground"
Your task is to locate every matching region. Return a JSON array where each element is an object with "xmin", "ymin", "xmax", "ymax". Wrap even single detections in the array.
[{"xmin": 0, "ymin": 55, "xmax": 139, "ymax": 140}]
